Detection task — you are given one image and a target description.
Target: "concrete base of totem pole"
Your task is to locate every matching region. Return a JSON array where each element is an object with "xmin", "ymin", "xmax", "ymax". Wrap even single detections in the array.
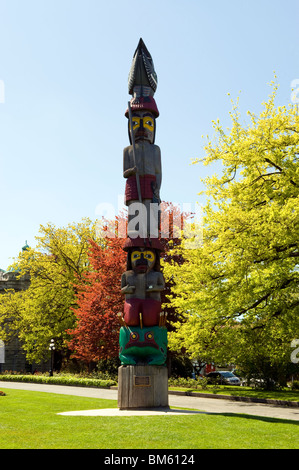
[{"xmin": 118, "ymin": 365, "xmax": 169, "ymax": 410}]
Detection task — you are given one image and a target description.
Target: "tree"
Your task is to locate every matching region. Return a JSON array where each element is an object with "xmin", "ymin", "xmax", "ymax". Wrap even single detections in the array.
[
  {"xmin": 67, "ymin": 236, "xmax": 126, "ymax": 364},
  {"xmin": 160, "ymin": 201, "xmax": 193, "ymax": 324},
  {"xmin": 164, "ymin": 82, "xmax": 299, "ymax": 384},
  {"xmin": 0, "ymin": 218, "xmax": 101, "ymax": 364},
  {"xmin": 67, "ymin": 205, "xmax": 191, "ymax": 366}
]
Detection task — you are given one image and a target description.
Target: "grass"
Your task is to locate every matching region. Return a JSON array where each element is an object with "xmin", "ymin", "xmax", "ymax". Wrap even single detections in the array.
[
  {"xmin": 169, "ymin": 385, "xmax": 299, "ymax": 402},
  {"xmin": 0, "ymin": 389, "xmax": 298, "ymax": 449}
]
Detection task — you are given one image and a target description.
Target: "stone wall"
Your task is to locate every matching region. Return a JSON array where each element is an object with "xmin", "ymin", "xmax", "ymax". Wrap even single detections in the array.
[{"xmin": 0, "ymin": 271, "xmax": 30, "ymax": 292}]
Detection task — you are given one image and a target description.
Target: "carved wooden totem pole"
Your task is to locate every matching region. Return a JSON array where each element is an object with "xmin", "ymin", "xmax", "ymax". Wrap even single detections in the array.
[{"xmin": 118, "ymin": 39, "xmax": 168, "ymax": 409}]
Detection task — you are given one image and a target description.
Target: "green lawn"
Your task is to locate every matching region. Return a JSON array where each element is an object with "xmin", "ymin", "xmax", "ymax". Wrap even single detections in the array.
[
  {"xmin": 0, "ymin": 389, "xmax": 298, "ymax": 449},
  {"xmin": 169, "ymin": 385, "xmax": 299, "ymax": 402}
]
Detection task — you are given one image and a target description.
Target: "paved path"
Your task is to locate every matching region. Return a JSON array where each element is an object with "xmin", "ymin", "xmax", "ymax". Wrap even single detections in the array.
[{"xmin": 1, "ymin": 381, "xmax": 299, "ymax": 422}]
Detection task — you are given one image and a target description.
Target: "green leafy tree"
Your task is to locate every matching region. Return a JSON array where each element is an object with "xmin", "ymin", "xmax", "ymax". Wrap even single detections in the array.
[
  {"xmin": 164, "ymin": 83, "xmax": 299, "ymax": 383},
  {"xmin": 0, "ymin": 218, "xmax": 101, "ymax": 364}
]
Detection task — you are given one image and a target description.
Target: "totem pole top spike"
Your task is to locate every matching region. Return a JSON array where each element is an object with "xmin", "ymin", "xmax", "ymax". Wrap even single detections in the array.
[
  {"xmin": 128, "ymin": 38, "xmax": 158, "ymax": 95},
  {"xmin": 125, "ymin": 38, "xmax": 159, "ymax": 118}
]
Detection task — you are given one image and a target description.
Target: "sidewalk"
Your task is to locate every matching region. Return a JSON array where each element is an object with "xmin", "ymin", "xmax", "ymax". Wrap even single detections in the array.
[{"xmin": 1, "ymin": 381, "xmax": 299, "ymax": 422}]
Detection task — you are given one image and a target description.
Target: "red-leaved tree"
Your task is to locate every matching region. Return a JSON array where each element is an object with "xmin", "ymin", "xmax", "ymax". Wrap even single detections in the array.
[
  {"xmin": 67, "ymin": 205, "xmax": 192, "ymax": 365},
  {"xmin": 67, "ymin": 236, "xmax": 126, "ymax": 364}
]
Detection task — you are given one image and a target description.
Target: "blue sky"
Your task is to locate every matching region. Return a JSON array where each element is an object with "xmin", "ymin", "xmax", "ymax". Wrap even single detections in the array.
[{"xmin": 0, "ymin": 0, "xmax": 298, "ymax": 270}]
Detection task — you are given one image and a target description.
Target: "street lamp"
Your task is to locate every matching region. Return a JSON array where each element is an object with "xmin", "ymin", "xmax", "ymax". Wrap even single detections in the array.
[{"xmin": 49, "ymin": 339, "xmax": 55, "ymax": 377}]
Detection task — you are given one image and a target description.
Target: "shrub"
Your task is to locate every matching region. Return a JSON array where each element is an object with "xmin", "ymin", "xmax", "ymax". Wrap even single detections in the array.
[
  {"xmin": 291, "ymin": 380, "xmax": 299, "ymax": 390},
  {"xmin": 168, "ymin": 376, "xmax": 208, "ymax": 390},
  {"xmin": 0, "ymin": 374, "xmax": 116, "ymax": 388}
]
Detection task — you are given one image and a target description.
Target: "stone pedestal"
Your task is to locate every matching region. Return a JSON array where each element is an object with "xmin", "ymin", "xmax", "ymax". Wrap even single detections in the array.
[{"xmin": 118, "ymin": 365, "xmax": 169, "ymax": 409}]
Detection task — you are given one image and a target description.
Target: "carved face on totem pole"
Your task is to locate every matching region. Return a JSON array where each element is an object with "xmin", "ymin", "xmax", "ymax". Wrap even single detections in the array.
[
  {"xmin": 130, "ymin": 248, "xmax": 156, "ymax": 273},
  {"xmin": 119, "ymin": 325, "xmax": 167, "ymax": 366},
  {"xmin": 129, "ymin": 111, "xmax": 156, "ymax": 144}
]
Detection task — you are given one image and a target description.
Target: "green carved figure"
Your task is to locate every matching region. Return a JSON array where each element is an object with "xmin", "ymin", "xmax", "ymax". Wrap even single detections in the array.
[{"xmin": 119, "ymin": 325, "xmax": 167, "ymax": 366}]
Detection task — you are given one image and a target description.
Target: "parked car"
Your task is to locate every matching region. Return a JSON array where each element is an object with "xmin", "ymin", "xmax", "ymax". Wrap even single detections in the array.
[
  {"xmin": 240, "ymin": 377, "xmax": 276, "ymax": 388},
  {"xmin": 206, "ymin": 371, "xmax": 241, "ymax": 386}
]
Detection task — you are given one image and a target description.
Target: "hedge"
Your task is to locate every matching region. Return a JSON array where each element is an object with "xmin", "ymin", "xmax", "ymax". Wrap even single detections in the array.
[{"xmin": 0, "ymin": 374, "xmax": 116, "ymax": 388}]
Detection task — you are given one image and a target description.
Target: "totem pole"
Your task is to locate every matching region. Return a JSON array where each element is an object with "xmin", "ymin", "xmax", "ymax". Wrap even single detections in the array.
[{"xmin": 118, "ymin": 39, "xmax": 168, "ymax": 409}]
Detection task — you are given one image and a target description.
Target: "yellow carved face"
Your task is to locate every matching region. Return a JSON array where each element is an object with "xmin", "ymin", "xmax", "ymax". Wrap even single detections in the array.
[
  {"xmin": 131, "ymin": 249, "xmax": 156, "ymax": 272},
  {"xmin": 129, "ymin": 112, "xmax": 155, "ymax": 143},
  {"xmin": 131, "ymin": 250, "xmax": 155, "ymax": 263},
  {"xmin": 130, "ymin": 116, "xmax": 155, "ymax": 132}
]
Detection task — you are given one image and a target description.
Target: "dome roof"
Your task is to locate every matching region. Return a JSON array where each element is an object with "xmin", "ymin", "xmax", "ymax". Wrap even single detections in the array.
[{"xmin": 22, "ymin": 241, "xmax": 30, "ymax": 252}]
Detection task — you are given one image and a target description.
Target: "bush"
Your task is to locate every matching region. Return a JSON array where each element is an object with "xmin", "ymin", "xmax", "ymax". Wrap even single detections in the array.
[
  {"xmin": 168, "ymin": 376, "xmax": 208, "ymax": 390},
  {"xmin": 0, "ymin": 374, "xmax": 116, "ymax": 388},
  {"xmin": 95, "ymin": 357, "xmax": 120, "ymax": 381},
  {"xmin": 290, "ymin": 380, "xmax": 299, "ymax": 390}
]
